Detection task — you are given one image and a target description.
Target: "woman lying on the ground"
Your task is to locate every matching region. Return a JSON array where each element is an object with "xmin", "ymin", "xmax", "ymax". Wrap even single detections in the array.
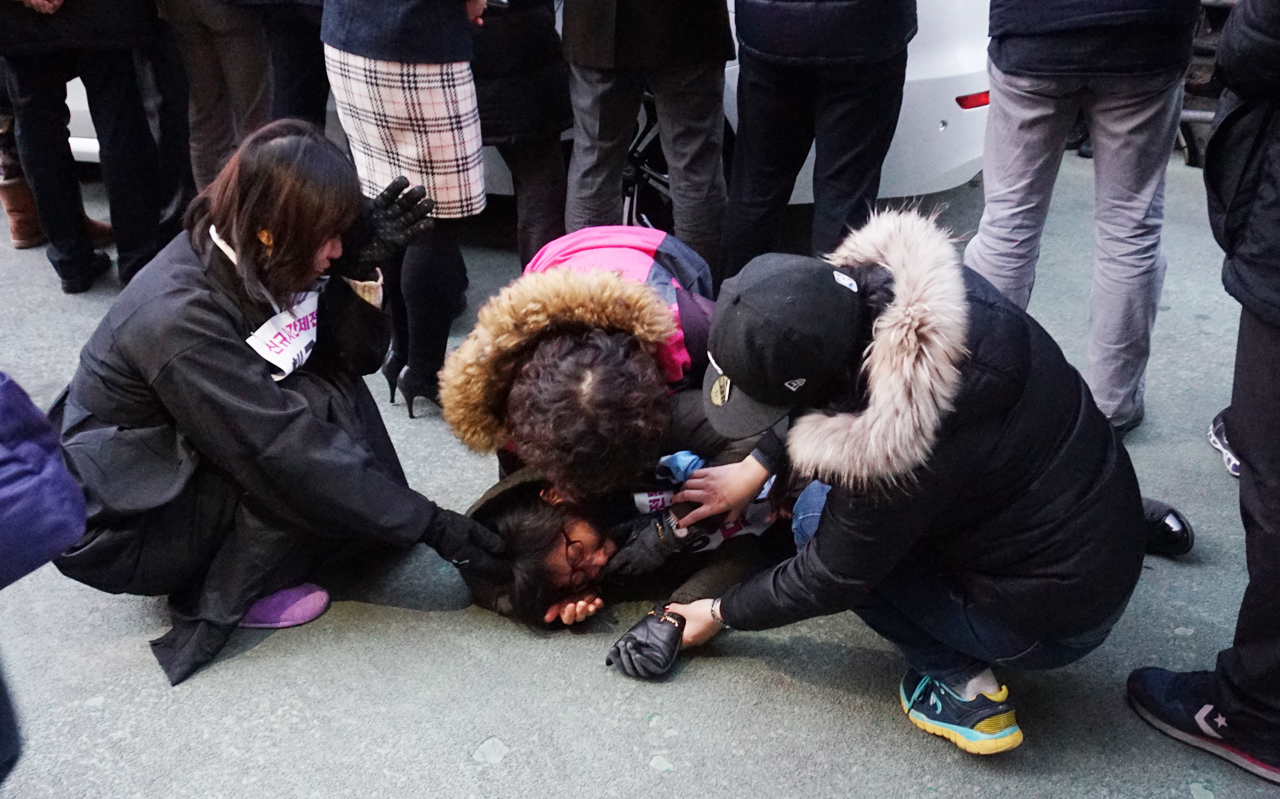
[
  {"xmin": 463, "ymin": 465, "xmax": 796, "ymax": 678},
  {"xmin": 664, "ymin": 210, "xmax": 1190, "ymax": 755},
  {"xmin": 439, "ymin": 226, "xmax": 788, "ymax": 621},
  {"xmin": 49, "ymin": 120, "xmax": 507, "ymax": 686}
]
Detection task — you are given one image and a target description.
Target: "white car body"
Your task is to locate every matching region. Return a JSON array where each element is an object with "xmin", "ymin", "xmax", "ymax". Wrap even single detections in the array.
[{"xmin": 68, "ymin": 0, "xmax": 989, "ymax": 199}]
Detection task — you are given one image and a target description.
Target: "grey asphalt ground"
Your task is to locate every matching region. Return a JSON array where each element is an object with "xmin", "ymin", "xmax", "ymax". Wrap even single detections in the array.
[{"xmin": 0, "ymin": 152, "xmax": 1267, "ymax": 799}]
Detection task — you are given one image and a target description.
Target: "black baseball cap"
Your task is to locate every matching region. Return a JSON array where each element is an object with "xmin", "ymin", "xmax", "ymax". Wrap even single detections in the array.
[{"xmin": 703, "ymin": 253, "xmax": 864, "ymax": 439}]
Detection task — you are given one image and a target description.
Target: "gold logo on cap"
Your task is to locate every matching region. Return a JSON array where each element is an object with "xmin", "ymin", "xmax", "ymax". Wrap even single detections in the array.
[{"xmin": 710, "ymin": 374, "xmax": 732, "ymax": 407}]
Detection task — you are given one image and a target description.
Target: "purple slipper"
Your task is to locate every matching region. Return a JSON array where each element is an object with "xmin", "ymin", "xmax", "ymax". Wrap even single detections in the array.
[{"xmin": 239, "ymin": 583, "xmax": 331, "ymax": 629}]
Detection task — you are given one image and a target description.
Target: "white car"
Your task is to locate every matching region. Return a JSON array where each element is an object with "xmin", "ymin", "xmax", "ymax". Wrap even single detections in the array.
[{"xmin": 68, "ymin": 0, "xmax": 988, "ymax": 201}]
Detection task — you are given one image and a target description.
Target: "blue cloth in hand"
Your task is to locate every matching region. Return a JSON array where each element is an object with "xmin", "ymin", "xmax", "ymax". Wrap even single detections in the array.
[{"xmin": 656, "ymin": 451, "xmax": 705, "ymax": 485}]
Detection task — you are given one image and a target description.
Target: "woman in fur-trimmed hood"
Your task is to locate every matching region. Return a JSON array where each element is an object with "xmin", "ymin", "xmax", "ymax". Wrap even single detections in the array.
[
  {"xmin": 439, "ymin": 226, "xmax": 786, "ymax": 505},
  {"xmin": 667, "ymin": 209, "xmax": 1150, "ymax": 755}
]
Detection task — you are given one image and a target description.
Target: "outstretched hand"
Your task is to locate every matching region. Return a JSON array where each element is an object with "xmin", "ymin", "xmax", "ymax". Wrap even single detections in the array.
[
  {"xmin": 332, "ymin": 177, "xmax": 435, "ymax": 281},
  {"xmin": 664, "ymin": 599, "xmax": 723, "ymax": 649},
  {"xmin": 544, "ymin": 594, "xmax": 604, "ymax": 625},
  {"xmin": 672, "ymin": 455, "xmax": 770, "ymax": 529}
]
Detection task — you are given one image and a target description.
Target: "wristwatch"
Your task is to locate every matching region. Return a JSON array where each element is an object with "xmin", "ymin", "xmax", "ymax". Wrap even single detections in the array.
[{"xmin": 709, "ymin": 597, "xmax": 730, "ymax": 629}]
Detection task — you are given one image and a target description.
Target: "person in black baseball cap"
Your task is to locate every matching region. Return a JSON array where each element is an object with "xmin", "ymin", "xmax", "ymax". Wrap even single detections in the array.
[
  {"xmin": 701, "ymin": 252, "xmax": 866, "ymax": 440},
  {"xmin": 661, "ymin": 209, "xmax": 1189, "ymax": 757}
]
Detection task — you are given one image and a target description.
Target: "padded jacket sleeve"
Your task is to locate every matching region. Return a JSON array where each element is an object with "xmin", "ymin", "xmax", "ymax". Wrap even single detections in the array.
[
  {"xmin": 1219, "ymin": 0, "xmax": 1280, "ymax": 99},
  {"xmin": 718, "ymin": 464, "xmax": 958, "ymax": 631}
]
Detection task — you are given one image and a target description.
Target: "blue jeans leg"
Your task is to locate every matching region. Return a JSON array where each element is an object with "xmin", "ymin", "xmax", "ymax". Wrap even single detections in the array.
[
  {"xmin": 853, "ymin": 559, "xmax": 1123, "ymax": 684},
  {"xmin": 791, "ymin": 481, "xmax": 831, "ymax": 549}
]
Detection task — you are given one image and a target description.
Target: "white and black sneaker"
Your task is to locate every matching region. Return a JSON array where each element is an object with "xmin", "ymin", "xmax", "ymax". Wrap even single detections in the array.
[{"xmin": 1209, "ymin": 409, "xmax": 1241, "ymax": 478}]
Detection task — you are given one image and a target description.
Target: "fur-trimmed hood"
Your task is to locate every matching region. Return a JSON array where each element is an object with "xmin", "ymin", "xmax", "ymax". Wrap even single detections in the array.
[
  {"xmin": 787, "ymin": 210, "xmax": 969, "ymax": 490},
  {"xmin": 439, "ymin": 269, "xmax": 676, "ymax": 452}
]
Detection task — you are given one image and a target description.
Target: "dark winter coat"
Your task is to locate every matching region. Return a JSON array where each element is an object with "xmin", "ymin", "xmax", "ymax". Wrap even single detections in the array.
[
  {"xmin": 321, "ymin": 0, "xmax": 473, "ymax": 64},
  {"xmin": 53, "ymin": 233, "xmax": 439, "ymax": 553},
  {"xmin": 0, "ymin": 0, "xmax": 155, "ymax": 56},
  {"xmin": 472, "ymin": 0, "xmax": 571, "ymax": 146},
  {"xmin": 734, "ymin": 0, "xmax": 917, "ymax": 66},
  {"xmin": 987, "ymin": 0, "xmax": 1197, "ymax": 77},
  {"xmin": 1206, "ymin": 0, "xmax": 1280, "ymax": 326},
  {"xmin": 0, "ymin": 373, "xmax": 85, "ymax": 590},
  {"xmin": 719, "ymin": 211, "xmax": 1147, "ymax": 642},
  {"xmin": 561, "ymin": 0, "xmax": 735, "ymax": 71}
]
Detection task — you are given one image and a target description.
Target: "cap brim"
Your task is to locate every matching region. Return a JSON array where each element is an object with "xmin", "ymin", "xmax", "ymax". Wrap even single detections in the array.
[{"xmin": 701, "ymin": 364, "xmax": 793, "ymax": 440}]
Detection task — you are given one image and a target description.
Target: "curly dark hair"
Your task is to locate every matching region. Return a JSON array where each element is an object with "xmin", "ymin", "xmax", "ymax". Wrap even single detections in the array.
[{"xmin": 506, "ymin": 330, "xmax": 671, "ymax": 502}]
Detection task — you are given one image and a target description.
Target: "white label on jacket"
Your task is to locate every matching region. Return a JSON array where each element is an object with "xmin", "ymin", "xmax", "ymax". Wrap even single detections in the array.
[{"xmin": 245, "ymin": 291, "xmax": 320, "ymax": 379}]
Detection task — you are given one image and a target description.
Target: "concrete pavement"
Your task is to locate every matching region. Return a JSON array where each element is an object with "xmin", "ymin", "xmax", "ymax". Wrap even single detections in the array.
[{"xmin": 0, "ymin": 155, "xmax": 1266, "ymax": 799}]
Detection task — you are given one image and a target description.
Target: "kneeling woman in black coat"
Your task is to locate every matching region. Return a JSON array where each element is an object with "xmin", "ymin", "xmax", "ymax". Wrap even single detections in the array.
[
  {"xmin": 51, "ymin": 120, "xmax": 506, "ymax": 685},
  {"xmin": 669, "ymin": 211, "xmax": 1150, "ymax": 755}
]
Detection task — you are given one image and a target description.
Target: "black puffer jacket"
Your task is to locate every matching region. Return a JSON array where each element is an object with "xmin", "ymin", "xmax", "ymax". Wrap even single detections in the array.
[
  {"xmin": 1207, "ymin": 0, "xmax": 1280, "ymax": 326},
  {"xmin": 0, "ymin": 0, "xmax": 155, "ymax": 56},
  {"xmin": 735, "ymin": 0, "xmax": 917, "ymax": 66},
  {"xmin": 472, "ymin": 0, "xmax": 572, "ymax": 146},
  {"xmin": 719, "ymin": 211, "xmax": 1146, "ymax": 641}
]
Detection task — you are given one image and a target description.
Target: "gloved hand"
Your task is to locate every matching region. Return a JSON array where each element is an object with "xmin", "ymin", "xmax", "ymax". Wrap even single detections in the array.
[
  {"xmin": 422, "ymin": 508, "xmax": 510, "ymax": 581},
  {"xmin": 598, "ymin": 510, "xmax": 688, "ymax": 579},
  {"xmin": 331, "ymin": 176, "xmax": 436, "ymax": 281},
  {"xmin": 605, "ymin": 605, "xmax": 686, "ymax": 679}
]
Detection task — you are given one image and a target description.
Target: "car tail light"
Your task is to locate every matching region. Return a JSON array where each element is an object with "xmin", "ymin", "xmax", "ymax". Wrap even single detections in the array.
[{"xmin": 955, "ymin": 91, "xmax": 990, "ymax": 110}]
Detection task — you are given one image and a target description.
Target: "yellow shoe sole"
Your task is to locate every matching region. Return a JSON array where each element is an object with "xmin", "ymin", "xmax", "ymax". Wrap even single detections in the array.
[{"xmin": 900, "ymin": 694, "xmax": 1025, "ymax": 755}]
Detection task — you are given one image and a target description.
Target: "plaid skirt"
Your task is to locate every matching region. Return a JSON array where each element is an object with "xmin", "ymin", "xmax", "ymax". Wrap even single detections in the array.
[{"xmin": 325, "ymin": 45, "xmax": 486, "ymax": 218}]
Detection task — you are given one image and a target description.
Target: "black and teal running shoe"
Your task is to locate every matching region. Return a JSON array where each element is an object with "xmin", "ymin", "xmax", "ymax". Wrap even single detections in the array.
[{"xmin": 899, "ymin": 669, "xmax": 1024, "ymax": 754}]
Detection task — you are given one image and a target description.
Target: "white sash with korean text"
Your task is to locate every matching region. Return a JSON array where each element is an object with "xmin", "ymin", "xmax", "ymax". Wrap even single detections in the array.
[{"xmin": 210, "ymin": 224, "xmax": 321, "ymax": 380}]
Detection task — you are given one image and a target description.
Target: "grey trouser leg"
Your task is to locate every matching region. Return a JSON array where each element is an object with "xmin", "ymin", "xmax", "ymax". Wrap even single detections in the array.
[
  {"xmin": 647, "ymin": 61, "xmax": 726, "ymax": 265},
  {"xmin": 166, "ymin": 0, "xmax": 272, "ymax": 188},
  {"xmin": 963, "ymin": 61, "xmax": 1183, "ymax": 425},
  {"xmin": 565, "ymin": 64, "xmax": 641, "ymax": 233},
  {"xmin": 565, "ymin": 62, "xmax": 726, "ymax": 265}
]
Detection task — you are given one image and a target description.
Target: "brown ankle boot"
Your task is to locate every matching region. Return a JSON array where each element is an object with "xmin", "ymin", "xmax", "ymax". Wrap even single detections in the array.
[{"xmin": 0, "ymin": 177, "xmax": 45, "ymax": 249}]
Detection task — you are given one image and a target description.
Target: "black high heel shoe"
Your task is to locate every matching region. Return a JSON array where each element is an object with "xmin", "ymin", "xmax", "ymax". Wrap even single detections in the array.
[
  {"xmin": 381, "ymin": 349, "xmax": 406, "ymax": 403},
  {"xmin": 397, "ymin": 366, "xmax": 439, "ymax": 419}
]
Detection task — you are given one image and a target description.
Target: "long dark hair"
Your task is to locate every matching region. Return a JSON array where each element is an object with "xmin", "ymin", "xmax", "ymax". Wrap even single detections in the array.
[
  {"xmin": 471, "ymin": 481, "xmax": 579, "ymax": 626},
  {"xmin": 185, "ymin": 119, "xmax": 364, "ymax": 308}
]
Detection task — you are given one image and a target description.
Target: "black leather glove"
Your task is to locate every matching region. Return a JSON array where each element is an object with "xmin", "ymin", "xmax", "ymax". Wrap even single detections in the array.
[
  {"xmin": 599, "ymin": 509, "xmax": 712, "ymax": 579},
  {"xmin": 606, "ymin": 605, "xmax": 686, "ymax": 679},
  {"xmin": 422, "ymin": 508, "xmax": 510, "ymax": 581},
  {"xmin": 598, "ymin": 510, "xmax": 681, "ymax": 579},
  {"xmin": 331, "ymin": 176, "xmax": 436, "ymax": 281}
]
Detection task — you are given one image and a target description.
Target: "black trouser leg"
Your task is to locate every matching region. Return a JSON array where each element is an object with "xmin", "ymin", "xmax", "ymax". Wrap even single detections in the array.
[
  {"xmin": 1217, "ymin": 306, "xmax": 1280, "ymax": 731},
  {"xmin": 138, "ymin": 21, "xmax": 197, "ymax": 243},
  {"xmin": 718, "ymin": 52, "xmax": 815, "ymax": 287},
  {"xmin": 497, "ymin": 136, "xmax": 566, "ymax": 267},
  {"xmin": 401, "ymin": 222, "xmax": 468, "ymax": 383},
  {"xmin": 809, "ymin": 50, "xmax": 907, "ymax": 255},
  {"xmin": 79, "ymin": 49, "xmax": 163, "ymax": 283},
  {"xmin": 0, "ymin": 59, "xmax": 19, "ymax": 181},
  {"xmin": 4, "ymin": 54, "xmax": 92, "ymax": 279},
  {"xmin": 262, "ymin": 4, "xmax": 329, "ymax": 127}
]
